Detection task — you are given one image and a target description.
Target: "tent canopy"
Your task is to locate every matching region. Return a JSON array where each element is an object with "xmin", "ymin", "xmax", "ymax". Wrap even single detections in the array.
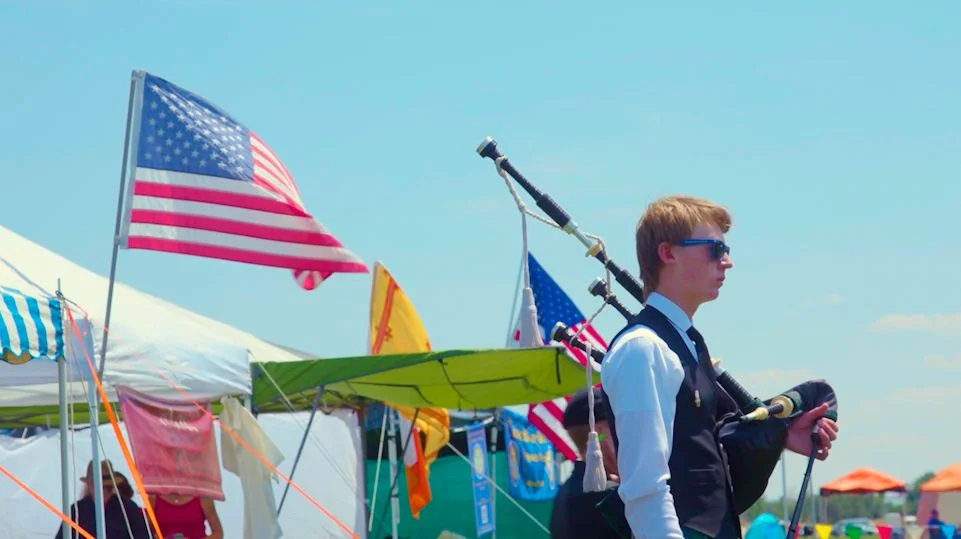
[
  {"xmin": 819, "ymin": 467, "xmax": 907, "ymax": 496},
  {"xmin": 0, "ymin": 347, "xmax": 597, "ymax": 427},
  {"xmin": 251, "ymin": 347, "xmax": 599, "ymax": 413},
  {"xmin": 0, "ymin": 225, "xmax": 598, "ymax": 427},
  {"xmin": 922, "ymin": 463, "xmax": 961, "ymax": 493},
  {"xmin": 0, "ymin": 224, "xmax": 308, "ymax": 409}
]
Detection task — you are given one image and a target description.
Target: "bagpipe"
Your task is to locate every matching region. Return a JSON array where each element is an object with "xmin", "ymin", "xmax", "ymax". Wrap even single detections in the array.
[{"xmin": 477, "ymin": 136, "xmax": 838, "ymax": 537}]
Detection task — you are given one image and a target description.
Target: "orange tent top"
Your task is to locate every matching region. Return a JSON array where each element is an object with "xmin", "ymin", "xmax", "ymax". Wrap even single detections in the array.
[
  {"xmin": 819, "ymin": 467, "xmax": 907, "ymax": 496},
  {"xmin": 921, "ymin": 463, "xmax": 961, "ymax": 492}
]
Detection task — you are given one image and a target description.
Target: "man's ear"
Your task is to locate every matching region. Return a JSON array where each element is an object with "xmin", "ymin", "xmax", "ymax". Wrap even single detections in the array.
[{"xmin": 657, "ymin": 241, "xmax": 675, "ymax": 265}]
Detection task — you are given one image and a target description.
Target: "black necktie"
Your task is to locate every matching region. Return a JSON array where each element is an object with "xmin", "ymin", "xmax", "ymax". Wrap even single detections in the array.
[
  {"xmin": 686, "ymin": 326, "xmax": 711, "ymax": 365},
  {"xmin": 686, "ymin": 326, "xmax": 714, "ymax": 409}
]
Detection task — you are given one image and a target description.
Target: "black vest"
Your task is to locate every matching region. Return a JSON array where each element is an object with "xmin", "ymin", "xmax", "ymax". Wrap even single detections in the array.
[{"xmin": 601, "ymin": 305, "xmax": 742, "ymax": 539}]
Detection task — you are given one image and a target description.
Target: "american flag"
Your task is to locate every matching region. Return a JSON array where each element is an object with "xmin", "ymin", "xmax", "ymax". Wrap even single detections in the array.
[
  {"xmin": 511, "ymin": 253, "xmax": 608, "ymax": 461},
  {"xmin": 119, "ymin": 72, "xmax": 368, "ymax": 289}
]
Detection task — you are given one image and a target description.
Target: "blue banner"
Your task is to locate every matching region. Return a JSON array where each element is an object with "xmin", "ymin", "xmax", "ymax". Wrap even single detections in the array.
[
  {"xmin": 502, "ymin": 408, "xmax": 559, "ymax": 501},
  {"xmin": 363, "ymin": 402, "xmax": 387, "ymax": 431},
  {"xmin": 466, "ymin": 422, "xmax": 496, "ymax": 537}
]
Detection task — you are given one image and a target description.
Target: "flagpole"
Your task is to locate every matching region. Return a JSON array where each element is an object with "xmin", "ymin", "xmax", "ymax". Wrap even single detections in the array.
[
  {"xmin": 91, "ymin": 69, "xmax": 143, "ymax": 539},
  {"xmin": 98, "ymin": 69, "xmax": 144, "ymax": 379},
  {"xmin": 87, "ymin": 70, "xmax": 143, "ymax": 539},
  {"xmin": 366, "ymin": 270, "xmax": 400, "ymax": 539}
]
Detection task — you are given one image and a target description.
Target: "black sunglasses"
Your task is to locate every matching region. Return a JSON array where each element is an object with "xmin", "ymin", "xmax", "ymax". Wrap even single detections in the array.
[{"xmin": 674, "ymin": 238, "xmax": 730, "ymax": 261}]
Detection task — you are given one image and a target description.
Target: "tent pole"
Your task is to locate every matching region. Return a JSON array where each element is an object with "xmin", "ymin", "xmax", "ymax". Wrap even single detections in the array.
[
  {"xmin": 276, "ymin": 387, "xmax": 322, "ymax": 516},
  {"xmin": 377, "ymin": 408, "xmax": 420, "ymax": 539},
  {"xmin": 387, "ymin": 408, "xmax": 400, "ymax": 539},
  {"xmin": 489, "ymin": 415, "xmax": 499, "ymax": 539},
  {"xmin": 357, "ymin": 404, "xmax": 371, "ymax": 536},
  {"xmin": 57, "ymin": 357, "xmax": 71, "ymax": 539},
  {"xmin": 63, "ymin": 280, "xmax": 107, "ymax": 538},
  {"xmin": 57, "ymin": 279, "xmax": 72, "ymax": 539},
  {"xmin": 88, "ymin": 378, "xmax": 106, "ymax": 539},
  {"xmin": 368, "ymin": 406, "xmax": 388, "ymax": 533}
]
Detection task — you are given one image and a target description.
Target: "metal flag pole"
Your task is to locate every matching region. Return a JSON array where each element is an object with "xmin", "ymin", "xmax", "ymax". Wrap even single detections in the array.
[
  {"xmin": 99, "ymin": 69, "xmax": 144, "ymax": 379},
  {"xmin": 87, "ymin": 69, "xmax": 144, "ymax": 539}
]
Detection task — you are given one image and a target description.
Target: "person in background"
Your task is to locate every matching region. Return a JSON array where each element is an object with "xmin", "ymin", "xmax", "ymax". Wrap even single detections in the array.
[
  {"xmin": 927, "ymin": 509, "xmax": 945, "ymax": 539},
  {"xmin": 55, "ymin": 459, "xmax": 150, "ymax": 539},
  {"xmin": 148, "ymin": 491, "xmax": 224, "ymax": 539},
  {"xmin": 549, "ymin": 387, "xmax": 625, "ymax": 539}
]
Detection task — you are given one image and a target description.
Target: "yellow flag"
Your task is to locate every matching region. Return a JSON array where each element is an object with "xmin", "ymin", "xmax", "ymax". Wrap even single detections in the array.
[
  {"xmin": 815, "ymin": 523, "xmax": 833, "ymax": 539},
  {"xmin": 370, "ymin": 262, "xmax": 433, "ymax": 354},
  {"xmin": 369, "ymin": 261, "xmax": 451, "ymax": 517}
]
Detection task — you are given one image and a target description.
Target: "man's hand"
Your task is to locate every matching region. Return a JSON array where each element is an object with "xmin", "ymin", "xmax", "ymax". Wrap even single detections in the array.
[{"xmin": 785, "ymin": 403, "xmax": 839, "ymax": 460}]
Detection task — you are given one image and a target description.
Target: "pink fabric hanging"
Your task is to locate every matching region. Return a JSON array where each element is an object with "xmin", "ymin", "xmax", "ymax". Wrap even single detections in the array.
[{"xmin": 118, "ymin": 386, "xmax": 225, "ymax": 501}]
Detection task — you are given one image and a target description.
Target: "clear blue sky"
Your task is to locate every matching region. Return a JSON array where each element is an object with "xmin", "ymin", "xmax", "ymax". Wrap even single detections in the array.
[{"xmin": 3, "ymin": 1, "xmax": 959, "ymax": 499}]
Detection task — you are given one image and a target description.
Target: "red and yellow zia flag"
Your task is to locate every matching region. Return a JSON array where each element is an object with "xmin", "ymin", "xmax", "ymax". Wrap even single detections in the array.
[{"xmin": 369, "ymin": 261, "xmax": 451, "ymax": 518}]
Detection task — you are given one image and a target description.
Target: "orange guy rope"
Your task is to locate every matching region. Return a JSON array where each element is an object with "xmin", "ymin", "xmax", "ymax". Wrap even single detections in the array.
[
  {"xmin": 68, "ymin": 309, "xmax": 361, "ymax": 539},
  {"xmin": 65, "ymin": 309, "xmax": 165, "ymax": 539},
  {"xmin": 0, "ymin": 464, "xmax": 95, "ymax": 539}
]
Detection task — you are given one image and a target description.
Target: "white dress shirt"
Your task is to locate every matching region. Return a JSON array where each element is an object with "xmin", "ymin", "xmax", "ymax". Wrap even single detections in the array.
[{"xmin": 599, "ymin": 292, "xmax": 700, "ymax": 539}]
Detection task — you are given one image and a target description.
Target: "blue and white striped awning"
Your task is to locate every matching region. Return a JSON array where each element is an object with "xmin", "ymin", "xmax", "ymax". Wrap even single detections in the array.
[{"xmin": 0, "ymin": 287, "xmax": 65, "ymax": 364}]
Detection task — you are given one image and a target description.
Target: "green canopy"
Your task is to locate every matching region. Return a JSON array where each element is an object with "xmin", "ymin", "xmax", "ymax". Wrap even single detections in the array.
[
  {"xmin": 0, "ymin": 346, "xmax": 598, "ymax": 427},
  {"xmin": 252, "ymin": 346, "xmax": 598, "ymax": 414}
]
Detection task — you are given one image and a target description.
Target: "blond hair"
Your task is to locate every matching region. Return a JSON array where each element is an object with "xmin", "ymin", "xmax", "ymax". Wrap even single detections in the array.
[{"xmin": 635, "ymin": 195, "xmax": 732, "ymax": 298}]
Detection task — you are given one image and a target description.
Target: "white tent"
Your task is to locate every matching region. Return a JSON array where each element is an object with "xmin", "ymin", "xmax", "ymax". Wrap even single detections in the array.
[
  {"xmin": 0, "ymin": 224, "xmax": 368, "ymax": 538},
  {"xmin": 0, "ymin": 224, "xmax": 305, "ymax": 408},
  {"xmin": 0, "ymin": 410, "xmax": 367, "ymax": 539}
]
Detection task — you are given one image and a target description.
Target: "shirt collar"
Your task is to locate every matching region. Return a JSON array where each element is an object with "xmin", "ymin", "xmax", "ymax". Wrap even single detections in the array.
[{"xmin": 645, "ymin": 292, "xmax": 693, "ymax": 332}]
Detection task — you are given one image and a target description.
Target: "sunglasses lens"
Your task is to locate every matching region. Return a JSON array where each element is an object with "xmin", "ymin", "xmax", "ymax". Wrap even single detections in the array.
[{"xmin": 713, "ymin": 242, "xmax": 729, "ymax": 260}]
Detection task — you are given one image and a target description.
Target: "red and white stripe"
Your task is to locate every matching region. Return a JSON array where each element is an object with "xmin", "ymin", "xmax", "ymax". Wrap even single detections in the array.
[
  {"xmin": 121, "ymin": 163, "xmax": 368, "ymax": 275},
  {"xmin": 250, "ymin": 133, "xmax": 305, "ymax": 212},
  {"xmin": 514, "ymin": 321, "xmax": 608, "ymax": 461}
]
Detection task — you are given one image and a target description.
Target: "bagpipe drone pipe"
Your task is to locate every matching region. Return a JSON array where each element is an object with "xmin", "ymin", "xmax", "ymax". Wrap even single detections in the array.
[{"xmin": 476, "ymin": 136, "xmax": 838, "ymax": 531}]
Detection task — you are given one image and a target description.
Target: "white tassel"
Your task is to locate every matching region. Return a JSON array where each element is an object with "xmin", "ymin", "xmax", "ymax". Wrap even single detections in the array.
[
  {"xmin": 517, "ymin": 287, "xmax": 543, "ymax": 347},
  {"xmin": 582, "ymin": 342, "xmax": 607, "ymax": 492}
]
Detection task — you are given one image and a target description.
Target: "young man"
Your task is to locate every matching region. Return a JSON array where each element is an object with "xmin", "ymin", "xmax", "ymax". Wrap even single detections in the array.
[
  {"xmin": 600, "ymin": 195, "xmax": 839, "ymax": 539},
  {"xmin": 549, "ymin": 387, "xmax": 625, "ymax": 539}
]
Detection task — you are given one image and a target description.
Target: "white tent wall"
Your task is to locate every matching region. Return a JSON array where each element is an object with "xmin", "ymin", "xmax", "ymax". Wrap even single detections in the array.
[
  {"xmin": 0, "ymin": 409, "xmax": 367, "ymax": 539},
  {"xmin": 917, "ymin": 491, "xmax": 961, "ymax": 526},
  {"xmin": 0, "ymin": 224, "xmax": 308, "ymax": 406}
]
